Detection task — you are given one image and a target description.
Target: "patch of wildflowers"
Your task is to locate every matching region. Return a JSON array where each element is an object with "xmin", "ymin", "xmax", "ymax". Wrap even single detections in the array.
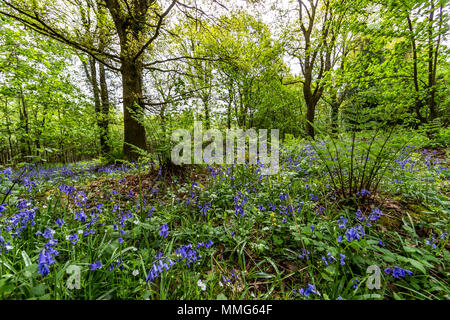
[
  {"xmin": 384, "ymin": 266, "xmax": 413, "ymax": 279},
  {"xmin": 90, "ymin": 261, "xmax": 103, "ymax": 270},
  {"xmin": 160, "ymin": 224, "xmax": 169, "ymax": 238}
]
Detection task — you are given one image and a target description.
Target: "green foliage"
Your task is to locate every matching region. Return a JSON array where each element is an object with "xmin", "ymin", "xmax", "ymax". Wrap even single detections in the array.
[
  {"xmin": 0, "ymin": 0, "xmax": 448, "ymax": 301},
  {"xmin": 0, "ymin": 130, "xmax": 448, "ymax": 300}
]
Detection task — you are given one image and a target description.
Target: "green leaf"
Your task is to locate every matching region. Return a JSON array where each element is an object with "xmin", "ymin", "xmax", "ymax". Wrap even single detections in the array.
[
  {"xmin": 321, "ymin": 272, "xmax": 334, "ymax": 282},
  {"xmin": 31, "ymin": 284, "xmax": 47, "ymax": 297},
  {"xmin": 0, "ymin": 278, "xmax": 15, "ymax": 296},
  {"xmin": 216, "ymin": 293, "xmax": 228, "ymax": 300},
  {"xmin": 408, "ymin": 258, "xmax": 427, "ymax": 274},
  {"xmin": 21, "ymin": 250, "xmax": 32, "ymax": 267},
  {"xmin": 393, "ymin": 292, "xmax": 403, "ymax": 300}
]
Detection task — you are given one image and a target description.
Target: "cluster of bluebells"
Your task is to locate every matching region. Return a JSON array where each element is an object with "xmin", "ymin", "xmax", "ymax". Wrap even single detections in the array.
[
  {"xmin": 109, "ymin": 258, "xmax": 124, "ymax": 271},
  {"xmin": 321, "ymin": 253, "xmax": 336, "ymax": 266},
  {"xmin": 58, "ymin": 184, "xmax": 76, "ymax": 196},
  {"xmin": 199, "ymin": 202, "xmax": 212, "ymax": 215},
  {"xmin": 0, "ymin": 204, "xmax": 7, "ymax": 216},
  {"xmin": 90, "ymin": 261, "xmax": 103, "ymax": 270},
  {"xmin": 368, "ymin": 208, "xmax": 383, "ymax": 222},
  {"xmin": 36, "ymin": 228, "xmax": 59, "ymax": 277},
  {"xmin": 146, "ymin": 241, "xmax": 214, "ymax": 283},
  {"xmin": 3, "ymin": 200, "xmax": 38, "ymax": 238},
  {"xmin": 293, "ymin": 284, "xmax": 319, "ymax": 297},
  {"xmin": 67, "ymin": 233, "xmax": 79, "ymax": 246},
  {"xmin": 356, "ymin": 189, "xmax": 370, "ymax": 197},
  {"xmin": 394, "ymin": 154, "xmax": 419, "ymax": 173},
  {"xmin": 175, "ymin": 243, "xmax": 203, "ymax": 267},
  {"xmin": 425, "ymin": 232, "xmax": 448, "ymax": 249},
  {"xmin": 277, "ymin": 193, "xmax": 296, "ymax": 217},
  {"xmin": 336, "ymin": 213, "xmax": 365, "ymax": 243},
  {"xmin": 384, "ymin": 266, "xmax": 413, "ymax": 279},
  {"xmin": 343, "ymin": 225, "xmax": 365, "ymax": 242},
  {"xmin": 112, "ymin": 209, "xmax": 134, "ymax": 243},
  {"xmin": 0, "ymin": 167, "xmax": 12, "ymax": 182},
  {"xmin": 21, "ymin": 177, "xmax": 39, "ymax": 194},
  {"xmin": 0, "ymin": 234, "xmax": 12, "ymax": 254},
  {"xmin": 160, "ymin": 224, "xmax": 169, "ymax": 238},
  {"xmin": 298, "ymin": 248, "xmax": 310, "ymax": 260},
  {"xmin": 2, "ymin": 163, "xmax": 143, "ymax": 202},
  {"xmin": 20, "ymin": 162, "xmax": 134, "ymax": 185},
  {"xmin": 38, "ymin": 250, "xmax": 56, "ymax": 277},
  {"xmin": 196, "ymin": 240, "xmax": 214, "ymax": 249},
  {"xmin": 233, "ymin": 193, "xmax": 247, "ymax": 217},
  {"xmin": 336, "ymin": 208, "xmax": 383, "ymax": 243},
  {"xmin": 221, "ymin": 268, "xmax": 238, "ymax": 285},
  {"xmin": 421, "ymin": 149, "xmax": 447, "ymax": 172},
  {"xmin": 146, "ymin": 256, "xmax": 176, "ymax": 282},
  {"xmin": 321, "ymin": 252, "xmax": 346, "ymax": 266}
]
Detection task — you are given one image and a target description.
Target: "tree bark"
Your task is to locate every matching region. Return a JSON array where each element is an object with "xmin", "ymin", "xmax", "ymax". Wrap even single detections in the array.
[
  {"xmin": 203, "ymin": 99, "xmax": 210, "ymax": 129},
  {"xmin": 304, "ymin": 73, "xmax": 317, "ymax": 138},
  {"xmin": 330, "ymin": 96, "xmax": 339, "ymax": 134},
  {"xmin": 86, "ymin": 57, "xmax": 109, "ymax": 155},
  {"xmin": 427, "ymin": 1, "xmax": 437, "ymax": 123},
  {"xmin": 105, "ymin": 0, "xmax": 149, "ymax": 161},
  {"xmin": 121, "ymin": 59, "xmax": 147, "ymax": 160},
  {"xmin": 18, "ymin": 87, "xmax": 31, "ymax": 158},
  {"xmin": 98, "ymin": 62, "xmax": 111, "ymax": 154}
]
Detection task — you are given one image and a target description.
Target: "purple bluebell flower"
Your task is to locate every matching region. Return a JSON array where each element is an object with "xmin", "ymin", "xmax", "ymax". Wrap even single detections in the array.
[
  {"xmin": 200, "ymin": 202, "xmax": 211, "ymax": 215},
  {"xmin": 160, "ymin": 224, "xmax": 169, "ymax": 238},
  {"xmin": 385, "ymin": 266, "xmax": 413, "ymax": 278},
  {"xmin": 369, "ymin": 208, "xmax": 382, "ymax": 221},
  {"xmin": 339, "ymin": 254, "xmax": 346, "ymax": 265},
  {"xmin": 67, "ymin": 233, "xmax": 78, "ymax": 245},
  {"xmin": 55, "ymin": 218, "xmax": 65, "ymax": 228},
  {"xmin": 37, "ymin": 249, "xmax": 56, "ymax": 277},
  {"xmin": 338, "ymin": 216, "xmax": 347, "ymax": 229},
  {"xmin": 298, "ymin": 248, "xmax": 310, "ymax": 259},
  {"xmin": 90, "ymin": 261, "xmax": 103, "ymax": 270}
]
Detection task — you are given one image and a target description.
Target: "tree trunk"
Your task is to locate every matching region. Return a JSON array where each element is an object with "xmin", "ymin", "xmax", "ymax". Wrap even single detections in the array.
[
  {"xmin": 406, "ymin": 15, "xmax": 426, "ymax": 125},
  {"xmin": 427, "ymin": 2, "xmax": 437, "ymax": 123},
  {"xmin": 121, "ymin": 59, "xmax": 147, "ymax": 160},
  {"xmin": 331, "ymin": 103, "xmax": 339, "ymax": 134},
  {"xmin": 304, "ymin": 78, "xmax": 316, "ymax": 139},
  {"xmin": 203, "ymin": 99, "xmax": 210, "ymax": 129},
  {"xmin": 3, "ymin": 98, "xmax": 13, "ymax": 162},
  {"xmin": 18, "ymin": 96, "xmax": 28, "ymax": 159},
  {"xmin": 227, "ymin": 84, "xmax": 233, "ymax": 129},
  {"xmin": 305, "ymin": 100, "xmax": 315, "ymax": 138},
  {"xmin": 98, "ymin": 62, "xmax": 111, "ymax": 154},
  {"xmin": 88, "ymin": 56, "xmax": 112, "ymax": 156}
]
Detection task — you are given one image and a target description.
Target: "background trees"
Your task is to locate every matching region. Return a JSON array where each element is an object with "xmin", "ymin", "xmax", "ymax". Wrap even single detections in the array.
[
  {"xmin": 0, "ymin": 0, "xmax": 448, "ymax": 165},
  {"xmin": 0, "ymin": 16, "xmax": 99, "ymax": 163}
]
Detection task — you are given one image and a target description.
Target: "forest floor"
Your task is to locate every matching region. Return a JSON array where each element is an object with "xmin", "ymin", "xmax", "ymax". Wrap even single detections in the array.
[{"xmin": 0, "ymin": 140, "xmax": 448, "ymax": 300}]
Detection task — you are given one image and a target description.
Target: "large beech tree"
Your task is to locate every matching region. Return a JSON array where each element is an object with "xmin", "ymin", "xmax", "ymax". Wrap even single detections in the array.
[{"xmin": 0, "ymin": 0, "xmax": 215, "ymax": 160}]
